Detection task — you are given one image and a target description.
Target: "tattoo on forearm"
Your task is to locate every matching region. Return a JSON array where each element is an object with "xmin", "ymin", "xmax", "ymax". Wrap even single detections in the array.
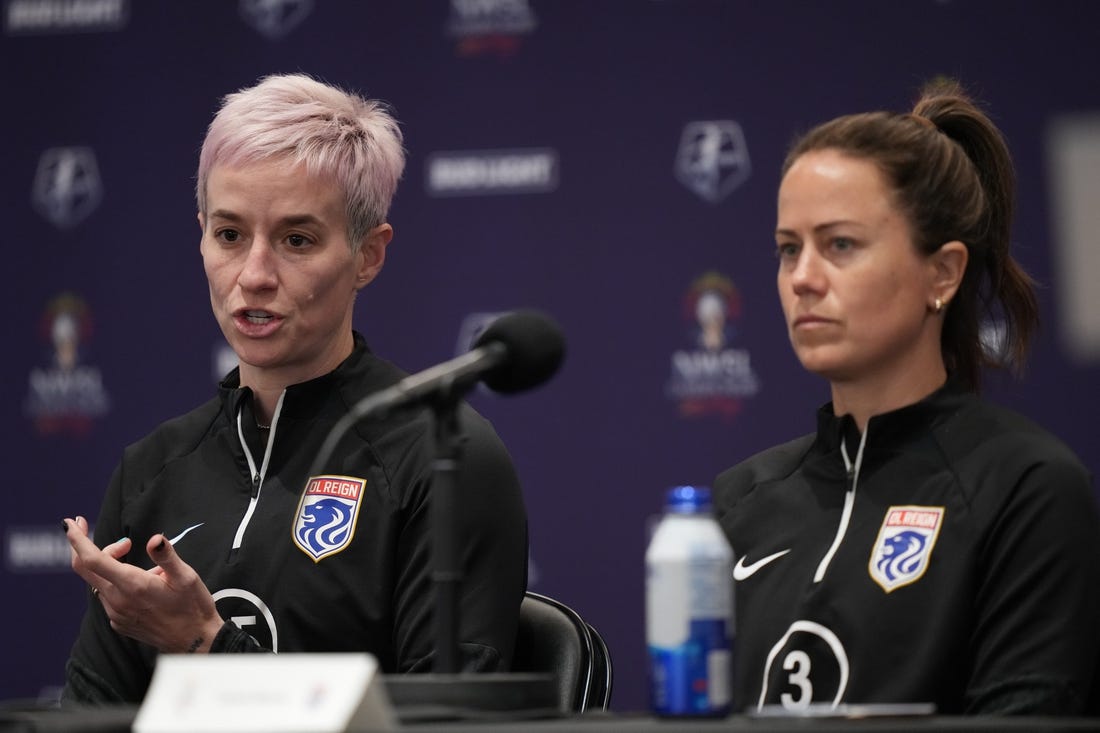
[{"xmin": 187, "ymin": 637, "xmax": 203, "ymax": 653}]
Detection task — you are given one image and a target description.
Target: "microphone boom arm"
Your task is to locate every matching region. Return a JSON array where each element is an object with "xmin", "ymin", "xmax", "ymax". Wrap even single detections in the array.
[{"xmin": 307, "ymin": 342, "xmax": 507, "ymax": 480}]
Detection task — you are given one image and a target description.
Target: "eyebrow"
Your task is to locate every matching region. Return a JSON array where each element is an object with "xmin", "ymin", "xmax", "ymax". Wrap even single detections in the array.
[
  {"xmin": 206, "ymin": 210, "xmax": 327, "ymax": 229},
  {"xmin": 775, "ymin": 220, "xmax": 863, "ymax": 238}
]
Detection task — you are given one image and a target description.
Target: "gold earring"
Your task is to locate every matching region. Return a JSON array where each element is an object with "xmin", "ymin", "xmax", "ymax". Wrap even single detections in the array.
[{"xmin": 934, "ymin": 298, "xmax": 945, "ymax": 313}]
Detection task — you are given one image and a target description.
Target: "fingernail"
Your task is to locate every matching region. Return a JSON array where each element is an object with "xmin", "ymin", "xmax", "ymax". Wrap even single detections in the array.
[{"xmin": 155, "ymin": 538, "xmax": 166, "ymax": 552}]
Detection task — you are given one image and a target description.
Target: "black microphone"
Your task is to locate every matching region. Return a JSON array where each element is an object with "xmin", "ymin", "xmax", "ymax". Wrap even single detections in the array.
[
  {"xmin": 355, "ymin": 309, "xmax": 564, "ymax": 420},
  {"xmin": 309, "ymin": 310, "xmax": 564, "ymax": 476},
  {"xmin": 473, "ymin": 309, "xmax": 566, "ymax": 394}
]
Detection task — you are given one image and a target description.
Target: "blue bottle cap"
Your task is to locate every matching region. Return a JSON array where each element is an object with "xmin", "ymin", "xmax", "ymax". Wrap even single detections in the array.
[{"xmin": 665, "ymin": 485, "xmax": 712, "ymax": 513}]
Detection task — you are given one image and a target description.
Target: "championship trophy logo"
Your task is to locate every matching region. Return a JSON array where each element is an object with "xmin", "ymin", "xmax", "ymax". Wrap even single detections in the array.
[
  {"xmin": 666, "ymin": 272, "xmax": 760, "ymax": 419},
  {"xmin": 25, "ymin": 292, "xmax": 110, "ymax": 435},
  {"xmin": 446, "ymin": 0, "xmax": 536, "ymax": 57}
]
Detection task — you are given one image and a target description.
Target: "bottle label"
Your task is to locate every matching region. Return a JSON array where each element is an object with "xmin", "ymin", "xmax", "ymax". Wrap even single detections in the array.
[
  {"xmin": 646, "ymin": 555, "xmax": 732, "ymax": 646},
  {"xmin": 649, "ymin": 618, "xmax": 732, "ymax": 716}
]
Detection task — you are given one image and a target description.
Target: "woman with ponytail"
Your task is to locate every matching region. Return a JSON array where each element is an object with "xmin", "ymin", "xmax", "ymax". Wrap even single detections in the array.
[{"xmin": 714, "ymin": 80, "xmax": 1100, "ymax": 715}]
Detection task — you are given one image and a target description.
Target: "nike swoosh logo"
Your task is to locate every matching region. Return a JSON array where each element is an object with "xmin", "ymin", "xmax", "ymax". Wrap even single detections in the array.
[
  {"xmin": 733, "ymin": 549, "xmax": 791, "ymax": 581},
  {"xmin": 168, "ymin": 523, "xmax": 205, "ymax": 545}
]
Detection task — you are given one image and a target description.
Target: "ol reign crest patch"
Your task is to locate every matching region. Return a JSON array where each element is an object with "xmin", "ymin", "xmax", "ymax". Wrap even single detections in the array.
[
  {"xmin": 293, "ymin": 475, "xmax": 366, "ymax": 562},
  {"xmin": 869, "ymin": 505, "xmax": 945, "ymax": 592}
]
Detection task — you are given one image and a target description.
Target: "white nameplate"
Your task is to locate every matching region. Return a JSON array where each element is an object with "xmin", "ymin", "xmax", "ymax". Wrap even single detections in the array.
[{"xmin": 132, "ymin": 653, "xmax": 395, "ymax": 732}]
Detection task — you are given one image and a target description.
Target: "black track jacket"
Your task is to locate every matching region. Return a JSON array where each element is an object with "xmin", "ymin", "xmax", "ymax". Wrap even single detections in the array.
[
  {"xmin": 63, "ymin": 333, "xmax": 528, "ymax": 703},
  {"xmin": 715, "ymin": 381, "xmax": 1100, "ymax": 715}
]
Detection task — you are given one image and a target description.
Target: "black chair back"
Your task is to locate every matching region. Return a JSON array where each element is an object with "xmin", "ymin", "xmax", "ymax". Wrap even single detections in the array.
[{"xmin": 512, "ymin": 591, "xmax": 613, "ymax": 712}]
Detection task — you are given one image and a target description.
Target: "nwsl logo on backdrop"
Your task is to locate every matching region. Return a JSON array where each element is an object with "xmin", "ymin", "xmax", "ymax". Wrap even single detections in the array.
[
  {"xmin": 238, "ymin": 0, "xmax": 313, "ymax": 39},
  {"xmin": 674, "ymin": 121, "xmax": 751, "ymax": 203},
  {"xmin": 32, "ymin": 147, "xmax": 103, "ymax": 229},
  {"xmin": 25, "ymin": 292, "xmax": 111, "ymax": 435},
  {"xmin": 869, "ymin": 506, "xmax": 945, "ymax": 592},
  {"xmin": 666, "ymin": 272, "xmax": 760, "ymax": 419},
  {"xmin": 455, "ymin": 311, "xmax": 505, "ymax": 396},
  {"xmin": 293, "ymin": 475, "xmax": 366, "ymax": 562}
]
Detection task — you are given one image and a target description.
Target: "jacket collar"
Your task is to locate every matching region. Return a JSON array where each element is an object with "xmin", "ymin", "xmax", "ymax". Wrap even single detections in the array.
[
  {"xmin": 812, "ymin": 376, "xmax": 971, "ymax": 465},
  {"xmin": 217, "ymin": 331, "xmax": 375, "ymax": 424}
]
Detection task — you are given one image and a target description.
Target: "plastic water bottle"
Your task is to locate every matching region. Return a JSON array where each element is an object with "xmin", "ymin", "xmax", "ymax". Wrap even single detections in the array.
[{"xmin": 646, "ymin": 485, "xmax": 734, "ymax": 716}]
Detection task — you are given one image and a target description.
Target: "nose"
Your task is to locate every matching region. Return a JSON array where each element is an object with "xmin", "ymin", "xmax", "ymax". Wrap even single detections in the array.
[
  {"xmin": 786, "ymin": 247, "xmax": 826, "ymax": 297},
  {"xmin": 237, "ymin": 240, "xmax": 278, "ymax": 292}
]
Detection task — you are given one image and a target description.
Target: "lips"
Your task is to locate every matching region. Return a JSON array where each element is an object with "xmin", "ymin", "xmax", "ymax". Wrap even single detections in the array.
[
  {"xmin": 231, "ymin": 307, "xmax": 283, "ymax": 337},
  {"xmin": 793, "ymin": 314, "xmax": 833, "ymax": 327}
]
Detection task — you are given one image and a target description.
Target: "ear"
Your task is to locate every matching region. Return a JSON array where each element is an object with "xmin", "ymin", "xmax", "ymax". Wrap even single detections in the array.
[
  {"xmin": 354, "ymin": 223, "xmax": 393, "ymax": 289},
  {"xmin": 927, "ymin": 240, "xmax": 968, "ymax": 310}
]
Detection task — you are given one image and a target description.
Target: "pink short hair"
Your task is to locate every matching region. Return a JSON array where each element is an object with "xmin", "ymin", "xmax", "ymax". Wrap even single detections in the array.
[{"xmin": 196, "ymin": 73, "xmax": 405, "ymax": 248}]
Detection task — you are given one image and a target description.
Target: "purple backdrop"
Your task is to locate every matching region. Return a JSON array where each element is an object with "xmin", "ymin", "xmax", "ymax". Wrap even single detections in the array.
[{"xmin": 4, "ymin": 0, "xmax": 1099, "ymax": 712}]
